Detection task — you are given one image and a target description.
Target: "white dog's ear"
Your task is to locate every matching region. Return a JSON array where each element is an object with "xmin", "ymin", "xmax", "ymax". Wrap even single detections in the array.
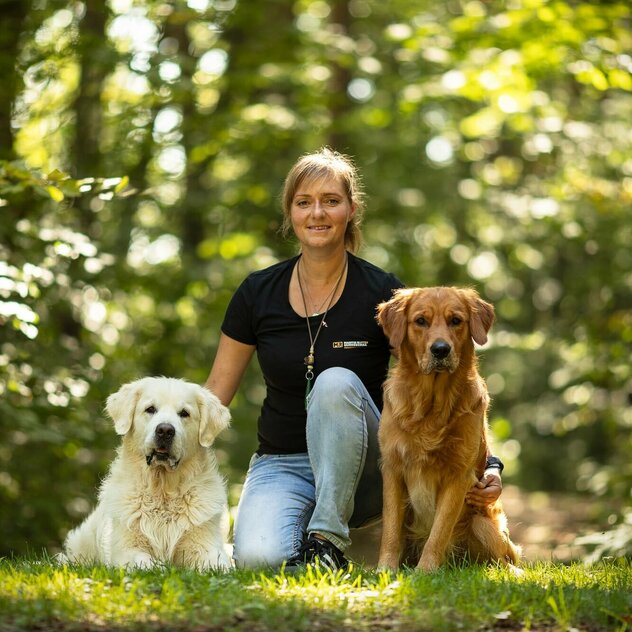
[
  {"xmin": 197, "ymin": 387, "xmax": 231, "ymax": 447},
  {"xmin": 106, "ymin": 381, "xmax": 142, "ymax": 435}
]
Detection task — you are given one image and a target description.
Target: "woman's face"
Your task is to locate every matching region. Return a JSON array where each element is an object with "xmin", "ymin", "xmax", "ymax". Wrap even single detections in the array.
[{"xmin": 290, "ymin": 176, "xmax": 355, "ymax": 252}]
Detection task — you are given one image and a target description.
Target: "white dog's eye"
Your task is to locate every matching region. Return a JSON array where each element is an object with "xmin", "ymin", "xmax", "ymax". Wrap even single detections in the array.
[
  {"xmin": 179, "ymin": 409, "xmax": 190, "ymax": 418},
  {"xmin": 145, "ymin": 405, "xmax": 157, "ymax": 414}
]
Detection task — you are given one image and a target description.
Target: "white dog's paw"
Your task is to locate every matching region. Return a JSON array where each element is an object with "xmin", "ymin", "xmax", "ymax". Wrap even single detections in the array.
[
  {"xmin": 133, "ymin": 553, "xmax": 155, "ymax": 569},
  {"xmin": 198, "ymin": 549, "xmax": 232, "ymax": 571},
  {"xmin": 53, "ymin": 552, "xmax": 69, "ymax": 565},
  {"xmin": 119, "ymin": 552, "xmax": 154, "ymax": 570}
]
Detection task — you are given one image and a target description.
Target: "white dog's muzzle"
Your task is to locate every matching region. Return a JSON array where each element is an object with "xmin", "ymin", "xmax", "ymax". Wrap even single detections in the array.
[{"xmin": 144, "ymin": 418, "xmax": 184, "ymax": 469}]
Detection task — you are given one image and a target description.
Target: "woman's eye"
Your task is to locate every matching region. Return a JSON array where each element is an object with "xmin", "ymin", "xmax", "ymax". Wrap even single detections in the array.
[
  {"xmin": 179, "ymin": 409, "xmax": 190, "ymax": 418},
  {"xmin": 325, "ymin": 198, "xmax": 339, "ymax": 206},
  {"xmin": 296, "ymin": 199, "xmax": 309, "ymax": 208},
  {"xmin": 145, "ymin": 406, "xmax": 156, "ymax": 414}
]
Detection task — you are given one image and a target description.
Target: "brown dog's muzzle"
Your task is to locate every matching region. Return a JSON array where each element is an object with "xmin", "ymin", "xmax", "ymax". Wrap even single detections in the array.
[
  {"xmin": 430, "ymin": 340, "xmax": 451, "ymax": 359},
  {"xmin": 424, "ymin": 339, "xmax": 457, "ymax": 373}
]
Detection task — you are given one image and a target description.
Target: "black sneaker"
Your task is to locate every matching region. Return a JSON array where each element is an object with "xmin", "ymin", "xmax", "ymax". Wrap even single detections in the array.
[{"xmin": 285, "ymin": 535, "xmax": 349, "ymax": 572}]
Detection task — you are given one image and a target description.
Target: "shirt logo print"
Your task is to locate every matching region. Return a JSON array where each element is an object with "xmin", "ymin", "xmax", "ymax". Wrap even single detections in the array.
[{"xmin": 333, "ymin": 341, "xmax": 369, "ymax": 349}]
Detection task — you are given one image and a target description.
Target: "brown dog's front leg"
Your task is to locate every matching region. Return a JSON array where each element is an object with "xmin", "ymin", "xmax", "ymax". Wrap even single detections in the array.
[
  {"xmin": 378, "ymin": 465, "xmax": 406, "ymax": 570},
  {"xmin": 418, "ymin": 479, "xmax": 469, "ymax": 572}
]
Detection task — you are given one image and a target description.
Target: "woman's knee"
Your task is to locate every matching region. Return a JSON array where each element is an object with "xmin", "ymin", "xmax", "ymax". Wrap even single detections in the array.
[
  {"xmin": 233, "ymin": 512, "xmax": 298, "ymax": 568},
  {"xmin": 307, "ymin": 368, "xmax": 368, "ymax": 454},
  {"xmin": 231, "ymin": 456, "xmax": 312, "ymax": 568},
  {"xmin": 309, "ymin": 367, "xmax": 363, "ymax": 408},
  {"xmin": 233, "ymin": 536, "xmax": 290, "ymax": 569}
]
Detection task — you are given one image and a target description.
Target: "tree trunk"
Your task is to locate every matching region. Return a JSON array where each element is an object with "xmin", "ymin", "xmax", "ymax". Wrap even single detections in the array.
[
  {"xmin": 71, "ymin": 0, "xmax": 115, "ymax": 233},
  {"xmin": 0, "ymin": 1, "xmax": 28, "ymax": 160}
]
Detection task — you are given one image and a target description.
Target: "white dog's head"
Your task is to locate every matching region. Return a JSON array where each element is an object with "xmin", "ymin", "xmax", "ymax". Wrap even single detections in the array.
[{"xmin": 105, "ymin": 377, "xmax": 230, "ymax": 470}]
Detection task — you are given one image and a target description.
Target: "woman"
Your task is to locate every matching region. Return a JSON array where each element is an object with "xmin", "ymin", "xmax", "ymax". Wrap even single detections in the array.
[{"xmin": 205, "ymin": 148, "xmax": 502, "ymax": 570}]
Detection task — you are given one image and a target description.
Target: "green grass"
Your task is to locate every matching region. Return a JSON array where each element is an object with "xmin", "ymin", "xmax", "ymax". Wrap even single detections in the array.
[{"xmin": 1, "ymin": 557, "xmax": 630, "ymax": 631}]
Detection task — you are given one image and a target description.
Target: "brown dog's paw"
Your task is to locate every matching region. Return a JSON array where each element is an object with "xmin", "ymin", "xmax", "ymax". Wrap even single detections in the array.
[{"xmin": 417, "ymin": 550, "xmax": 442, "ymax": 573}]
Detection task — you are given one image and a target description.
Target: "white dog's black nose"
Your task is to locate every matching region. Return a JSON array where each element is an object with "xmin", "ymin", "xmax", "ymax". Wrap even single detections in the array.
[
  {"xmin": 155, "ymin": 423, "xmax": 175, "ymax": 445},
  {"xmin": 431, "ymin": 340, "xmax": 451, "ymax": 359}
]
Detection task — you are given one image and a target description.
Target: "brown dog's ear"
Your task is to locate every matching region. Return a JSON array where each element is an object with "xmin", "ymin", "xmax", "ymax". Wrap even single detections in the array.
[
  {"xmin": 197, "ymin": 386, "xmax": 231, "ymax": 448},
  {"xmin": 465, "ymin": 291, "xmax": 495, "ymax": 346},
  {"xmin": 105, "ymin": 379, "xmax": 144, "ymax": 435},
  {"xmin": 376, "ymin": 288, "xmax": 414, "ymax": 349}
]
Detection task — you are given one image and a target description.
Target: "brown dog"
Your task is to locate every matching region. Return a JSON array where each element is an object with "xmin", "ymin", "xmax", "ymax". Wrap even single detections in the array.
[{"xmin": 376, "ymin": 287, "xmax": 521, "ymax": 572}]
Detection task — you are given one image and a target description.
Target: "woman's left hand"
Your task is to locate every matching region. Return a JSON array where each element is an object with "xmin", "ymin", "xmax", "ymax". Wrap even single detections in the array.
[{"xmin": 465, "ymin": 469, "xmax": 502, "ymax": 508}]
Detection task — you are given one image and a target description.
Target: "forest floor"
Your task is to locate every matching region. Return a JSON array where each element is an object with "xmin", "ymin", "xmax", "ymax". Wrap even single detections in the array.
[{"xmin": 347, "ymin": 484, "xmax": 614, "ymax": 566}]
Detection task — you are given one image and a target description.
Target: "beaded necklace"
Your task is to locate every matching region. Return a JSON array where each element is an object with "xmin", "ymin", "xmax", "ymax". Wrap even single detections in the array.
[{"xmin": 296, "ymin": 253, "xmax": 348, "ymax": 409}]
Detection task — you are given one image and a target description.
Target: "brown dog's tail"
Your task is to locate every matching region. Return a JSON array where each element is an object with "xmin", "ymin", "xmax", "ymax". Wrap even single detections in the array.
[{"xmin": 470, "ymin": 511, "xmax": 522, "ymax": 565}]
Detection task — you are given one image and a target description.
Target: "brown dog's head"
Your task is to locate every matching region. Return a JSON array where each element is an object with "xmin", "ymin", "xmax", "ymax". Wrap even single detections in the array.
[{"xmin": 377, "ymin": 287, "xmax": 494, "ymax": 374}]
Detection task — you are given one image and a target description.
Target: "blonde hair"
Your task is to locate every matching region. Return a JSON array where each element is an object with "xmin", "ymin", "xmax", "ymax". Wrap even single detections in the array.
[{"xmin": 280, "ymin": 147, "xmax": 365, "ymax": 253}]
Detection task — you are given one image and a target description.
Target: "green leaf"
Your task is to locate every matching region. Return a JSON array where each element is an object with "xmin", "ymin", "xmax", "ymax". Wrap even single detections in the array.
[
  {"xmin": 114, "ymin": 176, "xmax": 129, "ymax": 193},
  {"xmin": 46, "ymin": 169, "xmax": 68, "ymax": 182},
  {"xmin": 46, "ymin": 185, "xmax": 64, "ymax": 202}
]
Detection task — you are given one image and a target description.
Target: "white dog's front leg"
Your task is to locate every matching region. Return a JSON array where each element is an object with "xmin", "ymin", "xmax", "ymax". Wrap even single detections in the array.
[
  {"xmin": 198, "ymin": 546, "xmax": 232, "ymax": 571},
  {"xmin": 175, "ymin": 522, "xmax": 231, "ymax": 570},
  {"xmin": 111, "ymin": 549, "xmax": 155, "ymax": 569}
]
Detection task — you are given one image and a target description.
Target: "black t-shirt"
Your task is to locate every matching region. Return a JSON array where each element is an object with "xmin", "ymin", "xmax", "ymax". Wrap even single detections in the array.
[{"xmin": 221, "ymin": 252, "xmax": 404, "ymax": 454}]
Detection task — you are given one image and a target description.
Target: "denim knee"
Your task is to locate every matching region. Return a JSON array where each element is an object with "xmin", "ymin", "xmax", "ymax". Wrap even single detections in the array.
[
  {"xmin": 307, "ymin": 367, "xmax": 367, "ymax": 452},
  {"xmin": 309, "ymin": 367, "xmax": 362, "ymax": 410},
  {"xmin": 233, "ymin": 539, "xmax": 288, "ymax": 570}
]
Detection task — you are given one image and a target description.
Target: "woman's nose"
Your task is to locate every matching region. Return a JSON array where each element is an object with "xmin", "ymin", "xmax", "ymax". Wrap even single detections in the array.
[{"xmin": 311, "ymin": 199, "xmax": 324, "ymax": 215}]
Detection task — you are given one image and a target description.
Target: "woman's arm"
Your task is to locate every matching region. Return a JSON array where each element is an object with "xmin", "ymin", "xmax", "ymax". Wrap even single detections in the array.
[{"xmin": 204, "ymin": 333, "xmax": 256, "ymax": 406}]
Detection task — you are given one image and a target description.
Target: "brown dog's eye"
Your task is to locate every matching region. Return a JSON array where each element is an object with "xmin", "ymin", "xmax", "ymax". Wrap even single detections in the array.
[
  {"xmin": 415, "ymin": 317, "xmax": 428, "ymax": 327},
  {"xmin": 450, "ymin": 317, "xmax": 462, "ymax": 326},
  {"xmin": 145, "ymin": 405, "xmax": 156, "ymax": 414},
  {"xmin": 179, "ymin": 409, "xmax": 190, "ymax": 418}
]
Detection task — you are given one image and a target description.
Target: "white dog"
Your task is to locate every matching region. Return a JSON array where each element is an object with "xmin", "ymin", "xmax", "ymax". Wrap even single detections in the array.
[{"xmin": 63, "ymin": 377, "xmax": 232, "ymax": 570}]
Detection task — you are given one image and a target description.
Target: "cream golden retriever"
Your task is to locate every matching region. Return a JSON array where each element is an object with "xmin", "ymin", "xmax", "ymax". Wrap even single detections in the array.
[
  {"xmin": 376, "ymin": 287, "xmax": 521, "ymax": 572},
  {"xmin": 63, "ymin": 377, "xmax": 232, "ymax": 570}
]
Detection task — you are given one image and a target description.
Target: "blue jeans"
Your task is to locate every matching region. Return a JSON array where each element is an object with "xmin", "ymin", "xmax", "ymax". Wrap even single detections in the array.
[{"xmin": 232, "ymin": 367, "xmax": 382, "ymax": 568}]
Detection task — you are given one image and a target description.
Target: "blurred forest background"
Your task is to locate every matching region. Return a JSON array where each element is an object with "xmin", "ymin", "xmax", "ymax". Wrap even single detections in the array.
[{"xmin": 0, "ymin": 0, "xmax": 630, "ymax": 561}]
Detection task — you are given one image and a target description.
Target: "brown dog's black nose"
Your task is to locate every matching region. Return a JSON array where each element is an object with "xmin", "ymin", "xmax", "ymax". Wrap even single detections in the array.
[
  {"xmin": 431, "ymin": 340, "xmax": 451, "ymax": 359},
  {"xmin": 155, "ymin": 423, "xmax": 175, "ymax": 444}
]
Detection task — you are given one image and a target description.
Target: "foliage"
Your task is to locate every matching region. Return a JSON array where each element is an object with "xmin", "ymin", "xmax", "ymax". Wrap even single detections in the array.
[
  {"xmin": 575, "ymin": 507, "xmax": 632, "ymax": 564},
  {"xmin": 1, "ymin": 0, "xmax": 630, "ymax": 557},
  {"xmin": 0, "ymin": 558, "xmax": 631, "ymax": 631}
]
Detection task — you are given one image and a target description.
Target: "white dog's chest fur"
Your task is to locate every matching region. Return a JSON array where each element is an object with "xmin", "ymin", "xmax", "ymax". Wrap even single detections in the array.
[
  {"xmin": 102, "ymin": 454, "xmax": 225, "ymax": 561},
  {"xmin": 133, "ymin": 490, "xmax": 203, "ymax": 558}
]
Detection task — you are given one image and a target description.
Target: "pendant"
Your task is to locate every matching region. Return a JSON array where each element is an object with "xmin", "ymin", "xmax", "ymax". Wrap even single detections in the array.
[
  {"xmin": 304, "ymin": 353, "xmax": 314, "ymax": 366},
  {"xmin": 305, "ymin": 375, "xmax": 313, "ymax": 410}
]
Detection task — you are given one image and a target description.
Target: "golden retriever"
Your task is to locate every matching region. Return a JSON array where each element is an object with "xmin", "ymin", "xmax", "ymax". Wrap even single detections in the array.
[
  {"xmin": 63, "ymin": 377, "xmax": 232, "ymax": 570},
  {"xmin": 376, "ymin": 287, "xmax": 521, "ymax": 572}
]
